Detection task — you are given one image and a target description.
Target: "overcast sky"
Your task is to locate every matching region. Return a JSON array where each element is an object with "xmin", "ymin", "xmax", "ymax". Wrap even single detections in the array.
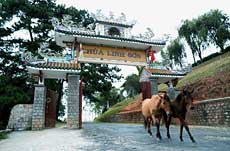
[
  {"xmin": 57, "ymin": 0, "xmax": 229, "ymax": 37},
  {"xmin": 56, "ymin": 0, "xmax": 230, "ymax": 87}
]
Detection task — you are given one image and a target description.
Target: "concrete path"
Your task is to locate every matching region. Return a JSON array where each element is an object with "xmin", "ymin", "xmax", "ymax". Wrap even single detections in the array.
[{"xmin": 0, "ymin": 123, "xmax": 230, "ymax": 151}]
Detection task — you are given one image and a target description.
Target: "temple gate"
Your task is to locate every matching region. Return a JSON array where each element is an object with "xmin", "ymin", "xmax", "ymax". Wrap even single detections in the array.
[{"xmin": 25, "ymin": 12, "xmax": 184, "ymax": 130}]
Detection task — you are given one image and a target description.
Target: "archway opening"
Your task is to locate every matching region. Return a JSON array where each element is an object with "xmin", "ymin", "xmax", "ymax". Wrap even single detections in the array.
[{"xmin": 108, "ymin": 27, "xmax": 121, "ymax": 37}]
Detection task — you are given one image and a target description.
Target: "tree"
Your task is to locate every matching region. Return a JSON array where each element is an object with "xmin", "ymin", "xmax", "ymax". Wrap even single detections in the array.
[
  {"xmin": 179, "ymin": 19, "xmax": 208, "ymax": 63},
  {"xmin": 161, "ymin": 48, "xmax": 173, "ymax": 69},
  {"xmin": 0, "ymin": 50, "xmax": 33, "ymax": 129},
  {"xmin": 202, "ymin": 9, "xmax": 230, "ymax": 52},
  {"xmin": 121, "ymin": 74, "xmax": 141, "ymax": 98},
  {"xmin": 167, "ymin": 38, "xmax": 187, "ymax": 68},
  {"xmin": 80, "ymin": 63, "xmax": 122, "ymax": 113},
  {"xmin": 136, "ymin": 66, "xmax": 144, "ymax": 77},
  {"xmin": 94, "ymin": 88, "xmax": 123, "ymax": 113},
  {"xmin": 0, "ymin": 0, "xmax": 95, "ymax": 126}
]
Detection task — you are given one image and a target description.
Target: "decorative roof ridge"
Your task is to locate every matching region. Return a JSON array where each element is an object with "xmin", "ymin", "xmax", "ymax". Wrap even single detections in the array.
[
  {"xmin": 92, "ymin": 10, "xmax": 136, "ymax": 27},
  {"xmin": 95, "ymin": 20, "xmax": 134, "ymax": 27},
  {"xmin": 56, "ymin": 29, "xmax": 166, "ymax": 46}
]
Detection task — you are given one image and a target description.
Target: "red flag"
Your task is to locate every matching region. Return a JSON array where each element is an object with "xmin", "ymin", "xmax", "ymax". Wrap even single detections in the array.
[{"xmin": 150, "ymin": 50, "xmax": 155, "ymax": 63}]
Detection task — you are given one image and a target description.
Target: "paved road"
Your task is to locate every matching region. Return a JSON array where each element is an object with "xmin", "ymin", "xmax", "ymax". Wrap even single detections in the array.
[{"xmin": 0, "ymin": 123, "xmax": 230, "ymax": 151}]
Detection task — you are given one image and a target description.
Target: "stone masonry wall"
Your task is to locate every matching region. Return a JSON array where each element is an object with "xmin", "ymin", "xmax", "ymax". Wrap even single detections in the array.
[
  {"xmin": 109, "ymin": 97, "xmax": 230, "ymax": 127},
  {"xmin": 109, "ymin": 111, "xmax": 143, "ymax": 123},
  {"xmin": 67, "ymin": 74, "xmax": 80, "ymax": 128},
  {"xmin": 32, "ymin": 84, "xmax": 46, "ymax": 130},
  {"xmin": 187, "ymin": 97, "xmax": 230, "ymax": 126},
  {"xmin": 7, "ymin": 104, "xmax": 33, "ymax": 130}
]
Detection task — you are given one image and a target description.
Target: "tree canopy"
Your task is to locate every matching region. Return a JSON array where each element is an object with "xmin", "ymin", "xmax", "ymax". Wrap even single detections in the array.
[
  {"xmin": 80, "ymin": 63, "xmax": 122, "ymax": 113},
  {"xmin": 121, "ymin": 74, "xmax": 141, "ymax": 98},
  {"xmin": 201, "ymin": 10, "xmax": 230, "ymax": 52},
  {"xmin": 0, "ymin": 0, "xmax": 122, "ymax": 126},
  {"xmin": 166, "ymin": 38, "xmax": 186, "ymax": 68}
]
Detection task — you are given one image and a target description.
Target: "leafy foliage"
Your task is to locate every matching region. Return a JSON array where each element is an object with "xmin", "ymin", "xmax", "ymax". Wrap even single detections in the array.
[
  {"xmin": 166, "ymin": 38, "xmax": 186, "ymax": 68},
  {"xmin": 81, "ymin": 63, "xmax": 123, "ymax": 113},
  {"xmin": 178, "ymin": 9, "xmax": 230, "ymax": 63},
  {"xmin": 201, "ymin": 10, "xmax": 230, "ymax": 52},
  {"xmin": 179, "ymin": 19, "xmax": 207, "ymax": 62},
  {"xmin": 0, "ymin": 50, "xmax": 33, "ymax": 129},
  {"xmin": 121, "ymin": 74, "xmax": 141, "ymax": 98},
  {"xmin": 0, "ymin": 0, "xmax": 95, "ymax": 127},
  {"xmin": 0, "ymin": 132, "xmax": 8, "ymax": 140}
]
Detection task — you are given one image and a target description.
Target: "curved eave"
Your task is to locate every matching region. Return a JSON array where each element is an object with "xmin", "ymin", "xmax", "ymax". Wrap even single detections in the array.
[
  {"xmin": 151, "ymin": 73, "xmax": 186, "ymax": 77},
  {"xmin": 150, "ymin": 73, "xmax": 185, "ymax": 83},
  {"xmin": 55, "ymin": 29, "xmax": 165, "ymax": 52},
  {"xmin": 27, "ymin": 65, "xmax": 80, "ymax": 79}
]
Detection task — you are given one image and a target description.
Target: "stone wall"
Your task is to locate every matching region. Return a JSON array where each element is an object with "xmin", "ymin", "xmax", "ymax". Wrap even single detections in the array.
[
  {"xmin": 109, "ymin": 97, "xmax": 230, "ymax": 127},
  {"xmin": 7, "ymin": 104, "xmax": 33, "ymax": 130},
  {"xmin": 67, "ymin": 74, "xmax": 80, "ymax": 128},
  {"xmin": 110, "ymin": 111, "xmax": 143, "ymax": 123},
  {"xmin": 187, "ymin": 97, "xmax": 230, "ymax": 126},
  {"xmin": 32, "ymin": 85, "xmax": 46, "ymax": 130}
]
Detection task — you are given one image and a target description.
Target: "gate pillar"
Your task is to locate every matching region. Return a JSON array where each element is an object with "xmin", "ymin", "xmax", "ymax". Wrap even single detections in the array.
[
  {"xmin": 150, "ymin": 77, "xmax": 158, "ymax": 95},
  {"xmin": 67, "ymin": 74, "xmax": 80, "ymax": 128},
  {"xmin": 32, "ymin": 84, "xmax": 46, "ymax": 130}
]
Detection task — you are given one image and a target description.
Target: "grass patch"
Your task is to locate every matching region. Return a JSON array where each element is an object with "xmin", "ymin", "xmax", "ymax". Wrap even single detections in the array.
[
  {"xmin": 56, "ymin": 121, "xmax": 67, "ymax": 128},
  {"xmin": 177, "ymin": 53, "xmax": 230, "ymax": 88},
  {"xmin": 0, "ymin": 132, "xmax": 8, "ymax": 140},
  {"xmin": 95, "ymin": 94, "xmax": 141, "ymax": 122},
  {"xmin": 160, "ymin": 52, "xmax": 230, "ymax": 91},
  {"xmin": 158, "ymin": 83, "xmax": 168, "ymax": 91}
]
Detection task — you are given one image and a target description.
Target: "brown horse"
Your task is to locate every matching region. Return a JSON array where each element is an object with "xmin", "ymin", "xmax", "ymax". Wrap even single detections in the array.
[
  {"xmin": 142, "ymin": 93, "xmax": 171, "ymax": 140},
  {"xmin": 162, "ymin": 89, "xmax": 196, "ymax": 143}
]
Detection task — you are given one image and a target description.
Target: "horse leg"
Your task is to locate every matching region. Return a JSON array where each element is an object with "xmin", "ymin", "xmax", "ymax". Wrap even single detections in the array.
[
  {"xmin": 179, "ymin": 118, "xmax": 195, "ymax": 143},
  {"xmin": 147, "ymin": 117, "xmax": 153, "ymax": 136},
  {"xmin": 155, "ymin": 118, "xmax": 162, "ymax": 140},
  {"xmin": 180, "ymin": 124, "xmax": 184, "ymax": 142},
  {"xmin": 163, "ymin": 112, "xmax": 171, "ymax": 139},
  {"xmin": 166, "ymin": 116, "xmax": 171, "ymax": 139},
  {"xmin": 184, "ymin": 125, "xmax": 196, "ymax": 143}
]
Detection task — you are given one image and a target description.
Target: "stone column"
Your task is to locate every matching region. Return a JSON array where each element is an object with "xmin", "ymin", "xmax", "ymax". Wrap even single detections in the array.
[
  {"xmin": 67, "ymin": 74, "xmax": 80, "ymax": 128},
  {"xmin": 150, "ymin": 77, "xmax": 158, "ymax": 95},
  {"xmin": 32, "ymin": 84, "xmax": 46, "ymax": 130}
]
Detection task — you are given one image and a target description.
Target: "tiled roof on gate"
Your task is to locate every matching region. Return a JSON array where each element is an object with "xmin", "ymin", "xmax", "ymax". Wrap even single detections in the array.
[
  {"xmin": 55, "ymin": 29, "xmax": 166, "ymax": 46},
  {"xmin": 146, "ymin": 68, "xmax": 186, "ymax": 76},
  {"xmin": 28, "ymin": 62, "xmax": 81, "ymax": 70}
]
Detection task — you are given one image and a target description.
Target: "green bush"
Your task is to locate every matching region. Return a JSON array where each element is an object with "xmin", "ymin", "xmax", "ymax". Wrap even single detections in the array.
[{"xmin": 0, "ymin": 132, "xmax": 8, "ymax": 140}]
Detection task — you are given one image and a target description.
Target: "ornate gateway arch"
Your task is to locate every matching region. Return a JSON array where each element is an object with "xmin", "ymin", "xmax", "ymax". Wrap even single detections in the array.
[{"xmin": 26, "ymin": 12, "xmax": 183, "ymax": 130}]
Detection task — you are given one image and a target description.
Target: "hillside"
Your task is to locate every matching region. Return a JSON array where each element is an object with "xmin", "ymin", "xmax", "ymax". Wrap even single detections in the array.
[
  {"xmin": 95, "ymin": 95, "xmax": 142, "ymax": 122},
  {"xmin": 96, "ymin": 52, "xmax": 230, "ymax": 122}
]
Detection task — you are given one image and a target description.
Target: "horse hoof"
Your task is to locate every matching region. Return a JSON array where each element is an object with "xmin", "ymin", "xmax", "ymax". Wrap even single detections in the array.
[
  {"xmin": 191, "ymin": 139, "xmax": 196, "ymax": 143},
  {"xmin": 156, "ymin": 138, "xmax": 161, "ymax": 141}
]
